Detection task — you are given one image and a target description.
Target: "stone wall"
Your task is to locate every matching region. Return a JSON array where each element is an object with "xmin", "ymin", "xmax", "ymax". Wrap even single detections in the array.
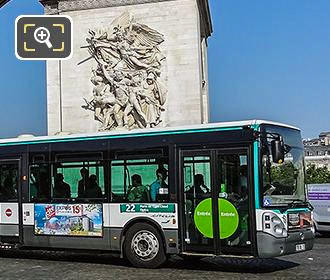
[{"xmin": 44, "ymin": 0, "xmax": 212, "ymax": 134}]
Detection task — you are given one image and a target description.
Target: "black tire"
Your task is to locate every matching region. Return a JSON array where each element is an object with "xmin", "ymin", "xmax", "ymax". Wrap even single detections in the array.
[{"xmin": 124, "ymin": 222, "xmax": 167, "ymax": 268}]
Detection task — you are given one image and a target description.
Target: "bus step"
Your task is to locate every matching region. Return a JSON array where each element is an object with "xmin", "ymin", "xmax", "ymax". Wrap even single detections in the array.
[{"xmin": 181, "ymin": 252, "xmax": 216, "ymax": 257}]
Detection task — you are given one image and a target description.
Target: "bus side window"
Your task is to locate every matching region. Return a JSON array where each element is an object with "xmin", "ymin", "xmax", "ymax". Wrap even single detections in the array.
[
  {"xmin": 111, "ymin": 160, "xmax": 126, "ymax": 202},
  {"xmin": 29, "ymin": 164, "xmax": 51, "ymax": 202},
  {"xmin": 0, "ymin": 163, "xmax": 18, "ymax": 202},
  {"xmin": 54, "ymin": 161, "xmax": 105, "ymax": 200},
  {"xmin": 111, "ymin": 158, "xmax": 169, "ymax": 203}
]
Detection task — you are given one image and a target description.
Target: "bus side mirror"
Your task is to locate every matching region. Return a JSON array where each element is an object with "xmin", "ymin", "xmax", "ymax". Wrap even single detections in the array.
[{"xmin": 271, "ymin": 139, "xmax": 285, "ymax": 164}]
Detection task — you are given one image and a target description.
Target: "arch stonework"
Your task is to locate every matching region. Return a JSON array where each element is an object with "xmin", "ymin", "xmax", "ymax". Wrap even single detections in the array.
[{"xmin": 41, "ymin": 0, "xmax": 212, "ymax": 134}]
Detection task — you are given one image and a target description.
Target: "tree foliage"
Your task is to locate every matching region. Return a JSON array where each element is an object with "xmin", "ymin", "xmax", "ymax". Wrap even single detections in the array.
[
  {"xmin": 269, "ymin": 163, "xmax": 330, "ymax": 185},
  {"xmin": 306, "ymin": 164, "xmax": 330, "ymax": 184},
  {"xmin": 270, "ymin": 162, "xmax": 296, "ymax": 187},
  {"xmin": 263, "ymin": 162, "xmax": 330, "ymax": 197}
]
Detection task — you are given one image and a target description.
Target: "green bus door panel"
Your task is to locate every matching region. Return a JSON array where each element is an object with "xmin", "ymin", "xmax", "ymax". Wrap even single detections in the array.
[
  {"xmin": 181, "ymin": 149, "xmax": 252, "ymax": 255},
  {"xmin": 194, "ymin": 198, "xmax": 239, "ymax": 239}
]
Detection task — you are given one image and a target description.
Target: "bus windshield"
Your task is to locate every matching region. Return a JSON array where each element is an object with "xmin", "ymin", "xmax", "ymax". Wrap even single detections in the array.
[{"xmin": 261, "ymin": 125, "xmax": 306, "ymax": 207}]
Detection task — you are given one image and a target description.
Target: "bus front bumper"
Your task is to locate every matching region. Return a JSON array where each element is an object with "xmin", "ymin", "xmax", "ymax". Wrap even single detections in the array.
[{"xmin": 257, "ymin": 229, "xmax": 314, "ymax": 258}]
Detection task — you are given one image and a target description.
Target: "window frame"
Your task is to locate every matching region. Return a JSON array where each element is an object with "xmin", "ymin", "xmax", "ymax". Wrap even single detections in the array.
[
  {"xmin": 28, "ymin": 155, "xmax": 109, "ymax": 203},
  {"xmin": 109, "ymin": 149, "xmax": 170, "ymax": 203},
  {"xmin": 0, "ymin": 160, "xmax": 20, "ymax": 203},
  {"xmin": 53, "ymin": 160, "xmax": 107, "ymax": 202}
]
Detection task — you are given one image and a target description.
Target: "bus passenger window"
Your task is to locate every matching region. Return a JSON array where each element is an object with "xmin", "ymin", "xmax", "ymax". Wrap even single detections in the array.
[
  {"xmin": 84, "ymin": 174, "xmax": 103, "ymax": 198},
  {"xmin": 53, "ymin": 173, "xmax": 71, "ymax": 199},
  {"xmin": 219, "ymin": 154, "xmax": 249, "ymax": 248},
  {"xmin": 111, "ymin": 158, "xmax": 169, "ymax": 203},
  {"xmin": 29, "ymin": 164, "xmax": 51, "ymax": 202},
  {"xmin": 55, "ymin": 161, "xmax": 105, "ymax": 200},
  {"xmin": 0, "ymin": 163, "xmax": 18, "ymax": 202}
]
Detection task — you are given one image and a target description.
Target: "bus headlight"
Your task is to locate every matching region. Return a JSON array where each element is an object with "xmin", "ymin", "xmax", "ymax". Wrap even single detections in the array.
[
  {"xmin": 263, "ymin": 212, "xmax": 287, "ymax": 238},
  {"xmin": 282, "ymin": 228, "xmax": 287, "ymax": 236},
  {"xmin": 274, "ymin": 225, "xmax": 284, "ymax": 235},
  {"xmin": 271, "ymin": 216, "xmax": 282, "ymax": 225},
  {"xmin": 274, "ymin": 225, "xmax": 282, "ymax": 234}
]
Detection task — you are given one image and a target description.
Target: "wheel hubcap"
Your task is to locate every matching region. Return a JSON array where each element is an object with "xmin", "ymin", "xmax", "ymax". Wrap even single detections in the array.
[{"xmin": 131, "ymin": 230, "xmax": 159, "ymax": 261}]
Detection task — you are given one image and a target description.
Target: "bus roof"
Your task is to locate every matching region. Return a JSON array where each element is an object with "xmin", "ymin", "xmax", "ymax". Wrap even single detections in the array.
[{"xmin": 0, "ymin": 119, "xmax": 300, "ymax": 146}]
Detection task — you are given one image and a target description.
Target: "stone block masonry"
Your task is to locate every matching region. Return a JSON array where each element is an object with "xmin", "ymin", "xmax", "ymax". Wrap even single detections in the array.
[{"xmin": 40, "ymin": 0, "xmax": 212, "ymax": 134}]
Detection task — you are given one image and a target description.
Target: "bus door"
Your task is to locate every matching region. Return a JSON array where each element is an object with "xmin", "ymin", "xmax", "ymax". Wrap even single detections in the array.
[
  {"xmin": 0, "ymin": 160, "xmax": 21, "ymax": 243},
  {"xmin": 181, "ymin": 148, "xmax": 253, "ymax": 256}
]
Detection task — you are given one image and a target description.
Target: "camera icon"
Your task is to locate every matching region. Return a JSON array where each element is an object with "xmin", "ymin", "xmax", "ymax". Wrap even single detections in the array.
[{"xmin": 15, "ymin": 15, "xmax": 72, "ymax": 60}]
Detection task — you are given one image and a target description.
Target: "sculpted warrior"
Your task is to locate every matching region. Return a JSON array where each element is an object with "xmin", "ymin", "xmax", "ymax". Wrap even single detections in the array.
[
  {"xmin": 81, "ymin": 12, "xmax": 167, "ymax": 130},
  {"xmin": 141, "ymin": 72, "xmax": 167, "ymax": 127}
]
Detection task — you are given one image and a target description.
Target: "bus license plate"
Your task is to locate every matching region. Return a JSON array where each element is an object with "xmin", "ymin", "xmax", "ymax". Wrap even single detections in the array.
[{"xmin": 296, "ymin": 244, "xmax": 305, "ymax": 252}]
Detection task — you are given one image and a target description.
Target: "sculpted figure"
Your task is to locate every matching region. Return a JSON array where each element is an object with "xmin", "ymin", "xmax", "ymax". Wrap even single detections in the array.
[
  {"xmin": 84, "ymin": 74, "xmax": 107, "ymax": 122},
  {"xmin": 141, "ymin": 72, "xmax": 167, "ymax": 127},
  {"xmin": 100, "ymin": 66, "xmax": 128, "ymax": 129},
  {"xmin": 81, "ymin": 12, "xmax": 167, "ymax": 131},
  {"xmin": 123, "ymin": 74, "xmax": 148, "ymax": 128}
]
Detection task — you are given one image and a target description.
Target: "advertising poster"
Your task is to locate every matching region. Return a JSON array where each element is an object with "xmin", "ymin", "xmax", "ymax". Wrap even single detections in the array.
[
  {"xmin": 308, "ymin": 184, "xmax": 330, "ymax": 222},
  {"xmin": 308, "ymin": 184, "xmax": 330, "ymax": 201},
  {"xmin": 35, "ymin": 204, "xmax": 103, "ymax": 237}
]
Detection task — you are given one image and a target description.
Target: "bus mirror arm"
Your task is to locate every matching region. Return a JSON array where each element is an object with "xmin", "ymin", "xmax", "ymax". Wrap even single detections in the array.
[{"xmin": 254, "ymin": 132, "xmax": 291, "ymax": 164}]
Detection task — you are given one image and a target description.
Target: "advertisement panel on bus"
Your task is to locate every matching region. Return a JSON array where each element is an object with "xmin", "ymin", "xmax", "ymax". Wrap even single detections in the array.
[{"xmin": 34, "ymin": 204, "xmax": 103, "ymax": 237}]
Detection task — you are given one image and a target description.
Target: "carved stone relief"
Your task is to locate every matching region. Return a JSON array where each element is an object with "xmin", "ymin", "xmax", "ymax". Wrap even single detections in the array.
[{"xmin": 80, "ymin": 12, "xmax": 167, "ymax": 131}]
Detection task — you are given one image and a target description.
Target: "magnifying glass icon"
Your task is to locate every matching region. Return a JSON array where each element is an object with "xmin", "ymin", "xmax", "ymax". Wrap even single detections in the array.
[{"xmin": 34, "ymin": 27, "xmax": 53, "ymax": 49}]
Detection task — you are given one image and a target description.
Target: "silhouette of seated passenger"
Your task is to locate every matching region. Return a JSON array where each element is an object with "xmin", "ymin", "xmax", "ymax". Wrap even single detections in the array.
[
  {"xmin": 84, "ymin": 174, "xmax": 103, "ymax": 198},
  {"xmin": 38, "ymin": 171, "xmax": 51, "ymax": 200},
  {"xmin": 77, "ymin": 168, "xmax": 89, "ymax": 198},
  {"xmin": 127, "ymin": 174, "xmax": 149, "ymax": 202},
  {"xmin": 150, "ymin": 168, "xmax": 168, "ymax": 202},
  {"xmin": 0, "ymin": 176, "xmax": 17, "ymax": 200},
  {"xmin": 53, "ymin": 173, "xmax": 71, "ymax": 199},
  {"xmin": 187, "ymin": 174, "xmax": 210, "ymax": 198}
]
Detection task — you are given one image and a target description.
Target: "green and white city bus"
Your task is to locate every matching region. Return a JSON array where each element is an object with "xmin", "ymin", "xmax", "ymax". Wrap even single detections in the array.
[{"xmin": 0, "ymin": 120, "xmax": 314, "ymax": 268}]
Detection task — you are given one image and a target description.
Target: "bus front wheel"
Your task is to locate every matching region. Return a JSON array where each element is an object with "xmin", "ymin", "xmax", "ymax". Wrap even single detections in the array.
[{"xmin": 124, "ymin": 222, "xmax": 167, "ymax": 268}]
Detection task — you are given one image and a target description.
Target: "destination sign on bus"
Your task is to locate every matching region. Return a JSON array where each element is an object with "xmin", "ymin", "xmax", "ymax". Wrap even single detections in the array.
[{"xmin": 120, "ymin": 204, "xmax": 175, "ymax": 213}]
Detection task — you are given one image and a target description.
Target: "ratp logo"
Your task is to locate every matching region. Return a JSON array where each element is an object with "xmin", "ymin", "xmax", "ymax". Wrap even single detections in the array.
[{"xmin": 15, "ymin": 15, "xmax": 72, "ymax": 60}]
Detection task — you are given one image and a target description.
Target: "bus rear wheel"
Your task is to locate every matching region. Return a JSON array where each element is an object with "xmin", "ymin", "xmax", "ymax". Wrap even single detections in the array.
[{"xmin": 124, "ymin": 223, "xmax": 166, "ymax": 268}]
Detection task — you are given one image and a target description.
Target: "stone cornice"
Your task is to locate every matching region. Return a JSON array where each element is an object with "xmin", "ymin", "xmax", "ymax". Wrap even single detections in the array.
[
  {"xmin": 39, "ymin": 0, "xmax": 212, "ymax": 38},
  {"xmin": 40, "ymin": 0, "xmax": 175, "ymax": 13}
]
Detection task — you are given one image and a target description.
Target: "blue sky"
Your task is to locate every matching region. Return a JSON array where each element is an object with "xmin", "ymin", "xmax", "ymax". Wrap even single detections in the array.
[
  {"xmin": 208, "ymin": 0, "xmax": 330, "ymax": 139},
  {"xmin": 0, "ymin": 0, "xmax": 330, "ymax": 138},
  {"xmin": 0, "ymin": 0, "xmax": 45, "ymax": 138}
]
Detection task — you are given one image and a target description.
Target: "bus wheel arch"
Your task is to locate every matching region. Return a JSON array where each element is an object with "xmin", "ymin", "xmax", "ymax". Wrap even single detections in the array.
[{"xmin": 121, "ymin": 219, "xmax": 167, "ymax": 268}]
